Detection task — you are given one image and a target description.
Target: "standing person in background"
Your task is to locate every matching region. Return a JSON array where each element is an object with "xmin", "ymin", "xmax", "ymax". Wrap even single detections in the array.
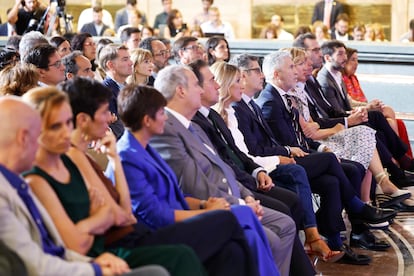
[
  {"xmin": 139, "ymin": 37, "xmax": 170, "ymax": 86},
  {"xmin": 153, "ymin": 0, "xmax": 173, "ymax": 36},
  {"xmin": 200, "ymin": 6, "xmax": 235, "ymax": 40},
  {"xmin": 193, "ymin": 0, "xmax": 214, "ymax": 28},
  {"xmin": 8, "ymin": 0, "xmax": 47, "ymax": 35},
  {"xmin": 77, "ymin": 0, "xmax": 114, "ymax": 33},
  {"xmin": 311, "ymin": 0, "xmax": 344, "ymax": 30},
  {"xmin": 115, "ymin": 0, "xmax": 147, "ymax": 32}
]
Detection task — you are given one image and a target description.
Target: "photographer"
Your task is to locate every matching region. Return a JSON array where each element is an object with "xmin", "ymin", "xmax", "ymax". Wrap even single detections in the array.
[{"xmin": 8, "ymin": 0, "xmax": 47, "ymax": 35}]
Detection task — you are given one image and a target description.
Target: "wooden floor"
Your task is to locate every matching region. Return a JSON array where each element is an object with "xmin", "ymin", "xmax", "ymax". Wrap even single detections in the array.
[{"xmin": 316, "ymin": 186, "xmax": 414, "ymax": 276}]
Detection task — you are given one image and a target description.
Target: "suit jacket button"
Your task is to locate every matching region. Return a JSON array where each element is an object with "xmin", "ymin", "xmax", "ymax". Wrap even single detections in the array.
[{"xmin": 222, "ymin": 178, "xmax": 227, "ymax": 183}]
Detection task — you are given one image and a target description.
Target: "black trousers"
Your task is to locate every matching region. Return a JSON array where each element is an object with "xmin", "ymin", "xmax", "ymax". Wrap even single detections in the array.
[{"xmin": 108, "ymin": 210, "xmax": 257, "ymax": 276}]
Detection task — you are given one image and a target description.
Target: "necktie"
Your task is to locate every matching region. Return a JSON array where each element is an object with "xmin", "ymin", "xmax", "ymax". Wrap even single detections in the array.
[
  {"xmin": 249, "ymin": 99, "xmax": 280, "ymax": 146},
  {"xmin": 284, "ymin": 94, "xmax": 309, "ymax": 150},
  {"xmin": 208, "ymin": 112, "xmax": 245, "ymax": 170},
  {"xmin": 249, "ymin": 99, "xmax": 265, "ymax": 126},
  {"xmin": 0, "ymin": 165, "xmax": 65, "ymax": 258},
  {"xmin": 323, "ymin": 0, "xmax": 333, "ymax": 29},
  {"xmin": 188, "ymin": 122, "xmax": 241, "ymax": 198}
]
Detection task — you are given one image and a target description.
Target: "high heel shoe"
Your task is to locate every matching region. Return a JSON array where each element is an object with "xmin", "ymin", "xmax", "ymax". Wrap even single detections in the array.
[{"xmin": 304, "ymin": 238, "xmax": 344, "ymax": 263}]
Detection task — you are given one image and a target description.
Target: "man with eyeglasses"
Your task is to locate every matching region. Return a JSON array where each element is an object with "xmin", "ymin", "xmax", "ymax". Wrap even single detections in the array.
[
  {"xmin": 23, "ymin": 44, "xmax": 65, "ymax": 86},
  {"xmin": 172, "ymin": 36, "xmax": 204, "ymax": 65},
  {"xmin": 139, "ymin": 37, "xmax": 171, "ymax": 86}
]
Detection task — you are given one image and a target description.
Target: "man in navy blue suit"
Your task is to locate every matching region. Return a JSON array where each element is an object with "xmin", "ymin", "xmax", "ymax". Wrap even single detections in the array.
[
  {"xmin": 99, "ymin": 44, "xmax": 133, "ymax": 139},
  {"xmin": 232, "ymin": 53, "xmax": 395, "ymax": 264}
]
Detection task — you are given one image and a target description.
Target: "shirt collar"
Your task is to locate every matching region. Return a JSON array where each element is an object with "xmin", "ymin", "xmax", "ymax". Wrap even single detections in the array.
[
  {"xmin": 269, "ymin": 82, "xmax": 289, "ymax": 96},
  {"xmin": 165, "ymin": 107, "xmax": 191, "ymax": 129},
  {"xmin": 198, "ymin": 106, "xmax": 210, "ymax": 118},
  {"xmin": 0, "ymin": 164, "xmax": 26, "ymax": 192},
  {"xmin": 241, "ymin": 93, "xmax": 252, "ymax": 104}
]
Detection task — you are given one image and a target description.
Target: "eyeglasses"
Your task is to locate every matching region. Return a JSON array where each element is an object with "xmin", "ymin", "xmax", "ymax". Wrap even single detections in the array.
[
  {"xmin": 243, "ymin": 67, "xmax": 262, "ymax": 74},
  {"xmin": 182, "ymin": 45, "xmax": 202, "ymax": 51},
  {"xmin": 84, "ymin": 41, "xmax": 96, "ymax": 47},
  {"xmin": 153, "ymin": 50, "xmax": 170, "ymax": 57},
  {"xmin": 48, "ymin": 60, "xmax": 63, "ymax": 68},
  {"xmin": 306, "ymin": 47, "xmax": 321, "ymax": 53}
]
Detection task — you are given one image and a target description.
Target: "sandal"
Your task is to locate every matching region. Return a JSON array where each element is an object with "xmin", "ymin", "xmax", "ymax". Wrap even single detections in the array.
[
  {"xmin": 304, "ymin": 238, "xmax": 344, "ymax": 263},
  {"xmin": 375, "ymin": 172, "xmax": 411, "ymax": 207}
]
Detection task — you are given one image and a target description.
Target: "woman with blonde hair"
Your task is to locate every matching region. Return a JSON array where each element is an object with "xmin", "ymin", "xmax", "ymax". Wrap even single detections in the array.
[
  {"xmin": 127, "ymin": 48, "xmax": 155, "ymax": 85},
  {"xmin": 210, "ymin": 60, "xmax": 344, "ymax": 264}
]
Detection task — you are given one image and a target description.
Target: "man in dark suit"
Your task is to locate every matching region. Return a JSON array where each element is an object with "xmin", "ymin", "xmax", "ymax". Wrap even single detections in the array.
[
  {"xmin": 188, "ymin": 59, "xmax": 320, "ymax": 275},
  {"xmin": 311, "ymin": 0, "xmax": 344, "ymax": 30},
  {"xmin": 114, "ymin": 0, "xmax": 147, "ymax": 32},
  {"xmin": 80, "ymin": 5, "xmax": 110, "ymax": 36},
  {"xmin": 150, "ymin": 64, "xmax": 297, "ymax": 276},
  {"xmin": 316, "ymin": 39, "xmax": 414, "ymax": 178},
  {"xmin": 231, "ymin": 53, "xmax": 395, "ymax": 263},
  {"xmin": 99, "ymin": 44, "xmax": 133, "ymax": 139}
]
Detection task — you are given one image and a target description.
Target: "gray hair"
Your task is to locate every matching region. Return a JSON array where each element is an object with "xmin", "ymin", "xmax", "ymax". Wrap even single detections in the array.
[
  {"xmin": 62, "ymin": 51, "xmax": 84, "ymax": 76},
  {"xmin": 262, "ymin": 51, "xmax": 291, "ymax": 83},
  {"xmin": 229, "ymin": 54, "xmax": 259, "ymax": 69},
  {"xmin": 154, "ymin": 65, "xmax": 189, "ymax": 102},
  {"xmin": 19, "ymin": 31, "xmax": 49, "ymax": 60}
]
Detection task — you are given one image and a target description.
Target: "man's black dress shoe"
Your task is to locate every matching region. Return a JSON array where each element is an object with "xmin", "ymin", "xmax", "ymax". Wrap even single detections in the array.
[
  {"xmin": 348, "ymin": 204, "xmax": 397, "ymax": 224},
  {"xmin": 338, "ymin": 244, "xmax": 371, "ymax": 265},
  {"xmin": 350, "ymin": 230, "xmax": 391, "ymax": 251}
]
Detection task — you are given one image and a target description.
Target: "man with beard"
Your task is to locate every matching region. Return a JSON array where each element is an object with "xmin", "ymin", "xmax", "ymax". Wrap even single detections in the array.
[
  {"xmin": 8, "ymin": 0, "xmax": 47, "ymax": 35},
  {"xmin": 330, "ymin": 13, "xmax": 353, "ymax": 41}
]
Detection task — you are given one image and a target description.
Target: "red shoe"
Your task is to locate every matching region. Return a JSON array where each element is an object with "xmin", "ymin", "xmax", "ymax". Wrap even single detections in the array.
[{"xmin": 304, "ymin": 238, "xmax": 344, "ymax": 263}]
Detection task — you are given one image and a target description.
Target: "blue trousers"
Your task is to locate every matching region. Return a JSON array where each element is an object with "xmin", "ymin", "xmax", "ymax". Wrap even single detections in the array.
[{"xmin": 269, "ymin": 163, "xmax": 317, "ymax": 229}]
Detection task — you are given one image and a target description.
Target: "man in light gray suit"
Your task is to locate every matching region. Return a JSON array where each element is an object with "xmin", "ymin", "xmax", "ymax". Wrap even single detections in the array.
[
  {"xmin": 0, "ymin": 96, "xmax": 167, "ymax": 276},
  {"xmin": 150, "ymin": 65, "xmax": 296, "ymax": 276}
]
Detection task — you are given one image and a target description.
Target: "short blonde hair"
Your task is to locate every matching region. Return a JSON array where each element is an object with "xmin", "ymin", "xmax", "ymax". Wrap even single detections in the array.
[{"xmin": 128, "ymin": 48, "xmax": 153, "ymax": 84}]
